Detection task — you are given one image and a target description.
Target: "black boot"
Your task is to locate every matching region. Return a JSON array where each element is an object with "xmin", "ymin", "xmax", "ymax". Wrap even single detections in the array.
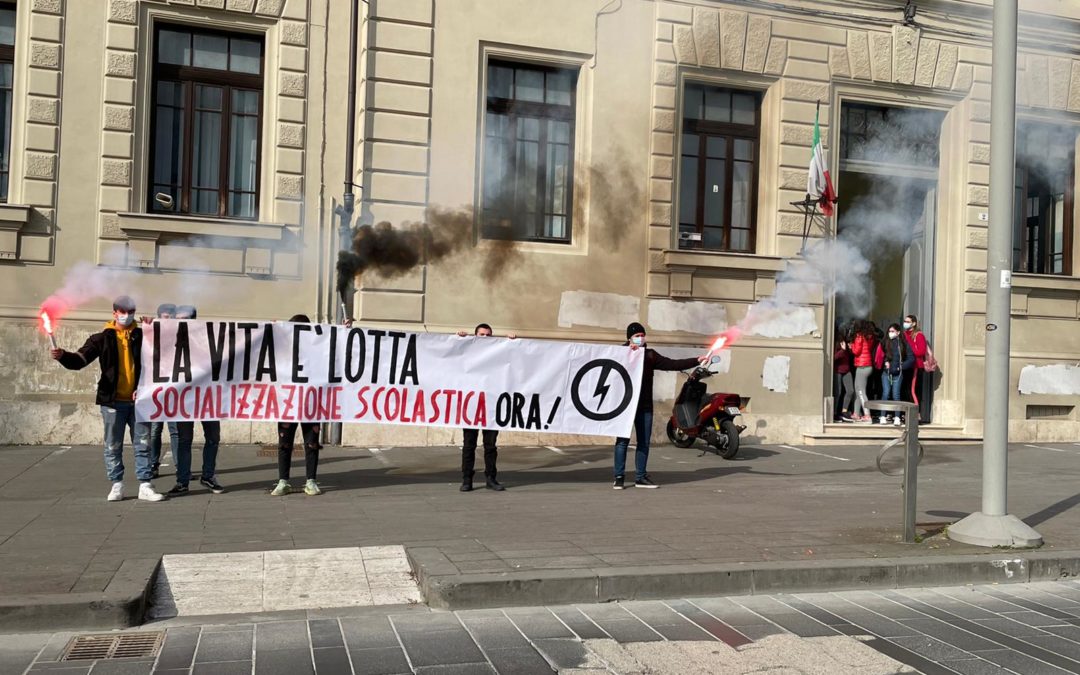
[
  {"xmin": 485, "ymin": 475, "xmax": 505, "ymax": 491},
  {"xmin": 460, "ymin": 473, "xmax": 473, "ymax": 492}
]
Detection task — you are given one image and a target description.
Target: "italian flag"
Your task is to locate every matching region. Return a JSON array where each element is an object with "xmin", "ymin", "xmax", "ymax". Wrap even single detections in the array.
[{"xmin": 807, "ymin": 105, "xmax": 836, "ymax": 216}]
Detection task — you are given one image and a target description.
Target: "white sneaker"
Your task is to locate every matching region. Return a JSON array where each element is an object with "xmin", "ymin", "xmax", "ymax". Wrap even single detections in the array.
[
  {"xmin": 894, "ymin": 417, "xmax": 903, "ymax": 427},
  {"xmin": 107, "ymin": 482, "xmax": 124, "ymax": 502},
  {"xmin": 138, "ymin": 482, "xmax": 166, "ymax": 502}
]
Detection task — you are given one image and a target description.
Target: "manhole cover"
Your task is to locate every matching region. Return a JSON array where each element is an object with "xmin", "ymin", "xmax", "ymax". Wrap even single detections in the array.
[{"xmin": 61, "ymin": 632, "xmax": 164, "ymax": 661}]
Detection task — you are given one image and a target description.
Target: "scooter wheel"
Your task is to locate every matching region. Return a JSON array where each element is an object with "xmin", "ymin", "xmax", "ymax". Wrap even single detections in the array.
[
  {"xmin": 666, "ymin": 419, "xmax": 696, "ymax": 448},
  {"xmin": 715, "ymin": 419, "xmax": 740, "ymax": 459}
]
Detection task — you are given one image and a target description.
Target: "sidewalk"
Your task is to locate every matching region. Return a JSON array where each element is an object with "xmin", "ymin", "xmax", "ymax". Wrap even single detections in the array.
[{"xmin": 1, "ymin": 439, "xmax": 1078, "ymax": 629}]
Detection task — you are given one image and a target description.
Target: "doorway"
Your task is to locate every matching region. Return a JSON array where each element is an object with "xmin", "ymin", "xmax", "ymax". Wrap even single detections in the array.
[{"xmin": 831, "ymin": 103, "xmax": 944, "ymax": 424}]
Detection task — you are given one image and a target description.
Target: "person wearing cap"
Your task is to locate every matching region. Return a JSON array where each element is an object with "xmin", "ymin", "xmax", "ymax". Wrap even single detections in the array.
[
  {"xmin": 165, "ymin": 305, "xmax": 225, "ymax": 495},
  {"xmin": 613, "ymin": 322, "xmax": 705, "ymax": 490},
  {"xmin": 50, "ymin": 295, "xmax": 166, "ymax": 502},
  {"xmin": 146, "ymin": 303, "xmax": 177, "ymax": 479}
]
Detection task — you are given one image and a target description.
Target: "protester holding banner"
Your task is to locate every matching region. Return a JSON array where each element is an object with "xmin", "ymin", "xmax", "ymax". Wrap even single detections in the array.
[
  {"xmin": 147, "ymin": 303, "xmax": 177, "ymax": 479},
  {"xmin": 454, "ymin": 323, "xmax": 516, "ymax": 492},
  {"xmin": 166, "ymin": 306, "xmax": 225, "ymax": 495},
  {"xmin": 51, "ymin": 295, "xmax": 166, "ymax": 502},
  {"xmin": 272, "ymin": 314, "xmax": 324, "ymax": 497},
  {"xmin": 614, "ymin": 322, "xmax": 704, "ymax": 490}
]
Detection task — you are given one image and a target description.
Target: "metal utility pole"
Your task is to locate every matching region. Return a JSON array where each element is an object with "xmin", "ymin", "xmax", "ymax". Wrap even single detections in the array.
[
  {"xmin": 329, "ymin": 0, "xmax": 361, "ymax": 447},
  {"xmin": 947, "ymin": 0, "xmax": 1042, "ymax": 548}
]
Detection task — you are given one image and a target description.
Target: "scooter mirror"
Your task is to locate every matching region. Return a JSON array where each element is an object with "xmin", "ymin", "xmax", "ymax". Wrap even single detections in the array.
[{"xmin": 710, "ymin": 355, "xmax": 721, "ymax": 364}]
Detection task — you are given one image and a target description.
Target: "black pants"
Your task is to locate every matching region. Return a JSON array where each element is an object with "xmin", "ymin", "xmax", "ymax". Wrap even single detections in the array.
[
  {"xmin": 462, "ymin": 429, "xmax": 498, "ymax": 479},
  {"xmin": 902, "ymin": 369, "xmax": 930, "ymax": 423},
  {"xmin": 278, "ymin": 423, "xmax": 321, "ymax": 480}
]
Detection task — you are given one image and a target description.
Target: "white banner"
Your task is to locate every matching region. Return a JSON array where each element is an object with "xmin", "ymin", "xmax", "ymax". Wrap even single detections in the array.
[{"xmin": 136, "ymin": 321, "xmax": 644, "ymax": 436}]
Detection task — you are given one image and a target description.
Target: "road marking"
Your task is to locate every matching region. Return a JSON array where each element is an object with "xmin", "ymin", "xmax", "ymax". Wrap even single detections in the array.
[
  {"xmin": 545, "ymin": 446, "xmax": 568, "ymax": 455},
  {"xmin": 1025, "ymin": 444, "xmax": 1067, "ymax": 453},
  {"xmin": 780, "ymin": 445, "xmax": 851, "ymax": 462},
  {"xmin": 368, "ymin": 447, "xmax": 393, "ymax": 465}
]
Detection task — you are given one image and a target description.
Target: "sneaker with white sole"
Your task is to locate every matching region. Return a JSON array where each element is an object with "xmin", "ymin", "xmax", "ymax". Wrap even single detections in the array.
[
  {"xmin": 107, "ymin": 482, "xmax": 124, "ymax": 502},
  {"xmin": 271, "ymin": 479, "xmax": 291, "ymax": 496},
  {"xmin": 894, "ymin": 416, "xmax": 903, "ymax": 427},
  {"xmin": 304, "ymin": 479, "xmax": 322, "ymax": 496},
  {"xmin": 635, "ymin": 475, "xmax": 660, "ymax": 489},
  {"xmin": 138, "ymin": 482, "xmax": 166, "ymax": 502},
  {"xmin": 613, "ymin": 476, "xmax": 625, "ymax": 490}
]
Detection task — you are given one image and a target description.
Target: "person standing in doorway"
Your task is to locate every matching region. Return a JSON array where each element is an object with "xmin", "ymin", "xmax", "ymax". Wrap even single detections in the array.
[
  {"xmin": 880, "ymin": 323, "xmax": 913, "ymax": 426},
  {"xmin": 51, "ymin": 295, "xmax": 165, "ymax": 502},
  {"xmin": 614, "ymin": 322, "xmax": 706, "ymax": 489},
  {"xmin": 456, "ymin": 323, "xmax": 516, "ymax": 492},
  {"xmin": 166, "ymin": 306, "xmax": 225, "ymax": 495},
  {"xmin": 902, "ymin": 314, "xmax": 928, "ymax": 424},
  {"xmin": 273, "ymin": 314, "xmax": 323, "ymax": 496},
  {"xmin": 849, "ymin": 320, "xmax": 875, "ymax": 423},
  {"xmin": 147, "ymin": 303, "xmax": 177, "ymax": 479},
  {"xmin": 833, "ymin": 335, "xmax": 854, "ymax": 422}
]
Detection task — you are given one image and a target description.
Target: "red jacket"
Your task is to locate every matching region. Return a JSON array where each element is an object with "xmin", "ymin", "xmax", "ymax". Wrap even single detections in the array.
[
  {"xmin": 904, "ymin": 330, "xmax": 927, "ymax": 370},
  {"xmin": 834, "ymin": 346, "xmax": 851, "ymax": 374},
  {"xmin": 851, "ymin": 334, "xmax": 873, "ymax": 368}
]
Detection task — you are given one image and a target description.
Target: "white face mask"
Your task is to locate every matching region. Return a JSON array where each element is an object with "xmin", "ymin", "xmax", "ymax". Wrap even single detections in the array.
[
  {"xmin": 888, "ymin": 331, "xmax": 898, "ymax": 339},
  {"xmin": 630, "ymin": 335, "xmax": 645, "ymax": 347},
  {"xmin": 115, "ymin": 313, "xmax": 134, "ymax": 327},
  {"xmin": 902, "ymin": 321, "xmax": 913, "ymax": 330}
]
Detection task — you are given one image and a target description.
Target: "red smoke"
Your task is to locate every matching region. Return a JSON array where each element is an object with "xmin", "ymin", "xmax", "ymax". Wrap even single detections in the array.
[{"xmin": 38, "ymin": 296, "xmax": 68, "ymax": 335}]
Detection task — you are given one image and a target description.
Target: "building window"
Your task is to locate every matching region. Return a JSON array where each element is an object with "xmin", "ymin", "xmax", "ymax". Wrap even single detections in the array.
[
  {"xmin": 839, "ymin": 104, "xmax": 943, "ymax": 168},
  {"xmin": 678, "ymin": 83, "xmax": 760, "ymax": 252},
  {"xmin": 1013, "ymin": 124, "xmax": 1076, "ymax": 275},
  {"xmin": 481, "ymin": 59, "xmax": 577, "ymax": 243},
  {"xmin": 149, "ymin": 24, "xmax": 263, "ymax": 220},
  {"xmin": 0, "ymin": 4, "xmax": 15, "ymax": 203}
]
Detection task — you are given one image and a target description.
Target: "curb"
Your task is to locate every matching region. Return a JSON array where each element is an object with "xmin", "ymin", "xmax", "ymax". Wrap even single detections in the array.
[
  {"xmin": 0, "ymin": 557, "xmax": 160, "ymax": 634},
  {"xmin": 407, "ymin": 548, "xmax": 1080, "ymax": 611}
]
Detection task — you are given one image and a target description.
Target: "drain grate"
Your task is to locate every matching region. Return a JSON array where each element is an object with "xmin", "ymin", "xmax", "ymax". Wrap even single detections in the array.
[{"xmin": 61, "ymin": 632, "xmax": 164, "ymax": 661}]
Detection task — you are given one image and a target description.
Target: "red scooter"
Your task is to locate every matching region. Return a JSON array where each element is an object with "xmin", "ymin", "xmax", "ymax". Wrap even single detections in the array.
[{"xmin": 665, "ymin": 362, "xmax": 747, "ymax": 459}]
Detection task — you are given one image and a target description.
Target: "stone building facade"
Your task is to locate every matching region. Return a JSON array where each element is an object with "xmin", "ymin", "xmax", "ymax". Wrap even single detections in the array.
[{"xmin": 1, "ymin": 0, "xmax": 1078, "ymax": 446}]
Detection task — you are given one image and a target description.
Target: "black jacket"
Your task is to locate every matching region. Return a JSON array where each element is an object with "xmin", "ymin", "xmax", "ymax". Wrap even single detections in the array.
[
  {"xmin": 638, "ymin": 348, "xmax": 701, "ymax": 412},
  {"xmin": 58, "ymin": 326, "xmax": 143, "ymax": 405},
  {"xmin": 882, "ymin": 335, "xmax": 913, "ymax": 376}
]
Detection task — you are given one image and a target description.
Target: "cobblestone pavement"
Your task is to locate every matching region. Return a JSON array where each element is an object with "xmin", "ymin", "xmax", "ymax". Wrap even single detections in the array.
[{"xmin": 5, "ymin": 580, "xmax": 1080, "ymax": 673}]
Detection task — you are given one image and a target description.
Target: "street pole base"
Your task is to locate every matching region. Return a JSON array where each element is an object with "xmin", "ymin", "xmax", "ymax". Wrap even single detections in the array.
[{"xmin": 947, "ymin": 512, "xmax": 1043, "ymax": 548}]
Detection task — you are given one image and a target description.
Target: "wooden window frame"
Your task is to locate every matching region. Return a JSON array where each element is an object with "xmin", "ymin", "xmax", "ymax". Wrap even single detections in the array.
[
  {"xmin": 481, "ymin": 59, "xmax": 577, "ymax": 244},
  {"xmin": 148, "ymin": 23, "xmax": 264, "ymax": 220},
  {"xmin": 1014, "ymin": 127, "xmax": 1075, "ymax": 276},
  {"xmin": 679, "ymin": 84, "xmax": 761, "ymax": 253}
]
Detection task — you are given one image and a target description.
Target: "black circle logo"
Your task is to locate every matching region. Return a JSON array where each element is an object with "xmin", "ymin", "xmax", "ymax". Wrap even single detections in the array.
[{"xmin": 570, "ymin": 359, "xmax": 634, "ymax": 422}]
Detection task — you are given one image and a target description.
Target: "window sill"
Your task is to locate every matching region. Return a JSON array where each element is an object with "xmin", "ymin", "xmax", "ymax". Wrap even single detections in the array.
[
  {"xmin": 117, "ymin": 212, "xmax": 287, "ymax": 242},
  {"xmin": 663, "ymin": 248, "xmax": 785, "ymax": 273},
  {"xmin": 1011, "ymin": 273, "xmax": 1080, "ymax": 292},
  {"xmin": 0, "ymin": 204, "xmax": 32, "ymax": 260}
]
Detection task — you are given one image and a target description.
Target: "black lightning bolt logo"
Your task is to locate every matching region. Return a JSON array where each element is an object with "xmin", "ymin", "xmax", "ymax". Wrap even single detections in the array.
[{"xmin": 592, "ymin": 364, "xmax": 614, "ymax": 408}]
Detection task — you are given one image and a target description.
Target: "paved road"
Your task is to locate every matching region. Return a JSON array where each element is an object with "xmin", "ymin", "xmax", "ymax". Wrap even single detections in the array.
[
  {"xmin": 2, "ymin": 441, "xmax": 1079, "ymax": 599},
  {"xmin": 6, "ymin": 580, "xmax": 1080, "ymax": 673}
]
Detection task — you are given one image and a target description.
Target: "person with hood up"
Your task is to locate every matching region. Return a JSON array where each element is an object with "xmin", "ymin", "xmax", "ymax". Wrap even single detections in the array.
[
  {"xmin": 613, "ymin": 322, "xmax": 705, "ymax": 489},
  {"xmin": 51, "ymin": 295, "xmax": 166, "ymax": 502}
]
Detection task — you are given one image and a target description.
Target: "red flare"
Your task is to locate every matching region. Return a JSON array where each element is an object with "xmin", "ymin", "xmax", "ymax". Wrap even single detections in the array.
[
  {"xmin": 705, "ymin": 328, "xmax": 741, "ymax": 358},
  {"xmin": 39, "ymin": 298, "xmax": 67, "ymax": 349},
  {"xmin": 39, "ymin": 310, "xmax": 54, "ymax": 335}
]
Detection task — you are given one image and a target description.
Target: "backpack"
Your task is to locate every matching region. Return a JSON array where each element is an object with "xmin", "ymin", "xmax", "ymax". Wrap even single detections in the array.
[{"xmin": 923, "ymin": 344, "xmax": 939, "ymax": 373}]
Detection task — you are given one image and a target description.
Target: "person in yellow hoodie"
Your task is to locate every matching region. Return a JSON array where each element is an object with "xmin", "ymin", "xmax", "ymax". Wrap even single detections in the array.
[{"xmin": 51, "ymin": 295, "xmax": 166, "ymax": 502}]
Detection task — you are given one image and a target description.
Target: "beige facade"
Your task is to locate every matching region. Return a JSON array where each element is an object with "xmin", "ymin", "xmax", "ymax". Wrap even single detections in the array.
[{"xmin": 2, "ymin": 0, "xmax": 1079, "ymax": 446}]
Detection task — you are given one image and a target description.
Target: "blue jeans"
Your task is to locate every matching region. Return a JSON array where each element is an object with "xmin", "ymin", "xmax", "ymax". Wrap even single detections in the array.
[
  {"xmin": 101, "ymin": 402, "xmax": 151, "ymax": 482},
  {"xmin": 172, "ymin": 421, "xmax": 221, "ymax": 485},
  {"xmin": 148, "ymin": 422, "xmax": 179, "ymax": 468},
  {"xmin": 614, "ymin": 410, "xmax": 653, "ymax": 481},
  {"xmin": 881, "ymin": 371, "xmax": 903, "ymax": 403}
]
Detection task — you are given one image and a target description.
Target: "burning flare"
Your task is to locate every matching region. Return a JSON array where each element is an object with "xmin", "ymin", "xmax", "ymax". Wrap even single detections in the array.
[
  {"xmin": 705, "ymin": 328, "xmax": 741, "ymax": 359},
  {"xmin": 39, "ymin": 307, "xmax": 59, "ymax": 349}
]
